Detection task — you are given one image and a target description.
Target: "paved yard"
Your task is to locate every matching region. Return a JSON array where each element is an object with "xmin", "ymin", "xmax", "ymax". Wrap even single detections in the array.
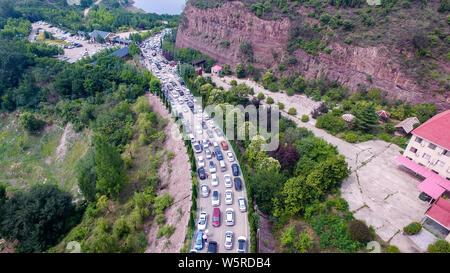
[{"xmin": 210, "ymin": 75, "xmax": 433, "ymax": 252}]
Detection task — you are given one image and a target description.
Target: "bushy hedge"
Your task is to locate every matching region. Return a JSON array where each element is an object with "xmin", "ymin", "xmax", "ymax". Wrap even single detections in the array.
[
  {"xmin": 348, "ymin": 220, "xmax": 373, "ymax": 243},
  {"xmin": 403, "ymin": 222, "xmax": 422, "ymax": 235}
]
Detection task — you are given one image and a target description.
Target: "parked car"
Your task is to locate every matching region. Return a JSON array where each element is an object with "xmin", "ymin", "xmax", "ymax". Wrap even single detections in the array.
[
  {"xmin": 205, "ymin": 148, "xmax": 212, "ymax": 159},
  {"xmin": 234, "ymin": 177, "xmax": 242, "ymax": 191},
  {"xmin": 226, "ymin": 151, "xmax": 235, "ymax": 162},
  {"xmin": 225, "ymin": 208, "xmax": 235, "ymax": 226},
  {"xmin": 419, "ymin": 192, "xmax": 433, "ymax": 202},
  {"xmin": 206, "ymin": 129, "xmax": 214, "ymax": 138},
  {"xmin": 198, "ymin": 211, "xmax": 207, "ymax": 230},
  {"xmin": 215, "ymin": 148, "xmax": 224, "ymax": 161},
  {"xmin": 195, "ymin": 231, "xmax": 204, "ymax": 250},
  {"xmin": 207, "ymin": 241, "xmax": 218, "ymax": 253},
  {"xmin": 209, "ymin": 160, "xmax": 217, "ymax": 173},
  {"xmin": 202, "ymin": 139, "xmax": 209, "ymax": 148},
  {"xmin": 211, "ymin": 173, "xmax": 218, "ymax": 187},
  {"xmin": 212, "ymin": 190, "xmax": 220, "ymax": 207},
  {"xmin": 225, "ymin": 190, "xmax": 233, "ymax": 205},
  {"xmin": 219, "ymin": 160, "xmax": 226, "ymax": 171},
  {"xmin": 231, "ymin": 163, "xmax": 240, "ymax": 176},
  {"xmin": 224, "ymin": 231, "xmax": 234, "ymax": 250},
  {"xmin": 197, "ymin": 156, "xmax": 205, "ymax": 168},
  {"xmin": 215, "ymin": 128, "xmax": 223, "ymax": 136},
  {"xmin": 193, "ymin": 144, "xmax": 202, "ymax": 153},
  {"xmin": 201, "ymin": 184, "xmax": 210, "ymax": 197},
  {"xmin": 221, "ymin": 141, "xmax": 229, "ymax": 150},
  {"xmin": 198, "ymin": 167, "xmax": 206, "ymax": 180},
  {"xmin": 212, "ymin": 207, "xmax": 220, "ymax": 227},
  {"xmin": 237, "ymin": 236, "xmax": 246, "ymax": 253},
  {"xmin": 213, "ymin": 141, "xmax": 219, "ymax": 148},
  {"xmin": 238, "ymin": 197, "xmax": 247, "ymax": 212},
  {"xmin": 224, "ymin": 174, "xmax": 232, "ymax": 188}
]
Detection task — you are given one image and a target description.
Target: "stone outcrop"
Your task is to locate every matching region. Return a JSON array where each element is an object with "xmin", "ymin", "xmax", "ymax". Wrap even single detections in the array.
[{"xmin": 176, "ymin": 1, "xmax": 449, "ymax": 109}]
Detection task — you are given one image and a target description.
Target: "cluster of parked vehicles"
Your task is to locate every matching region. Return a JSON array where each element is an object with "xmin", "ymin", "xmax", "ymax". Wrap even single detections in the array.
[{"xmin": 140, "ymin": 29, "xmax": 248, "ymax": 253}]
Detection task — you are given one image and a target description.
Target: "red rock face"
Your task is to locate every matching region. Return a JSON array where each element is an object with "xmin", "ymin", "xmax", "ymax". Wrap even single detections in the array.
[{"xmin": 176, "ymin": 1, "xmax": 449, "ymax": 109}]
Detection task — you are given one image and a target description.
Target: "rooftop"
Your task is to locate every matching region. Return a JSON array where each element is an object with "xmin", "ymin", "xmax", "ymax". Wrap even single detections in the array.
[{"xmin": 412, "ymin": 110, "xmax": 450, "ymax": 151}]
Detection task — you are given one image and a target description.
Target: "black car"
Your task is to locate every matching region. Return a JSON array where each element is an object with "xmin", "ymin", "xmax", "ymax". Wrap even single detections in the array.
[
  {"xmin": 419, "ymin": 192, "xmax": 433, "ymax": 202},
  {"xmin": 187, "ymin": 101, "xmax": 194, "ymax": 109},
  {"xmin": 198, "ymin": 167, "xmax": 206, "ymax": 180},
  {"xmin": 179, "ymin": 90, "xmax": 184, "ymax": 96},
  {"xmin": 178, "ymin": 113, "xmax": 183, "ymax": 119},
  {"xmin": 207, "ymin": 241, "xmax": 217, "ymax": 253},
  {"xmin": 202, "ymin": 121, "xmax": 207, "ymax": 130},
  {"xmin": 234, "ymin": 177, "xmax": 242, "ymax": 191},
  {"xmin": 231, "ymin": 163, "xmax": 240, "ymax": 176}
]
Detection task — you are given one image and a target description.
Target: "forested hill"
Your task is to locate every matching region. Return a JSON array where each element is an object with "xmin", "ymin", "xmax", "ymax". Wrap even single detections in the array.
[
  {"xmin": 177, "ymin": 0, "xmax": 449, "ymax": 109},
  {"xmin": 0, "ymin": 0, "xmax": 179, "ymax": 33}
]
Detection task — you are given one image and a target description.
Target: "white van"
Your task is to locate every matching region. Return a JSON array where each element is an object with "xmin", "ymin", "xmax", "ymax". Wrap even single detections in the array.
[
  {"xmin": 189, "ymin": 134, "xmax": 195, "ymax": 143},
  {"xmin": 219, "ymin": 160, "xmax": 226, "ymax": 172}
]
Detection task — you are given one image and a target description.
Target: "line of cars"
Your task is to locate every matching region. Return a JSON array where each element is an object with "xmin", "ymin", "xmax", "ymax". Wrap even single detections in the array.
[{"xmin": 140, "ymin": 29, "xmax": 248, "ymax": 253}]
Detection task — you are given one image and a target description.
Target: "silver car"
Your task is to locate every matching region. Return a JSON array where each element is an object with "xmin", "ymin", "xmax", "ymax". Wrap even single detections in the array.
[
  {"xmin": 225, "ymin": 208, "xmax": 235, "ymax": 226},
  {"xmin": 201, "ymin": 184, "xmax": 210, "ymax": 198},
  {"xmin": 224, "ymin": 231, "xmax": 233, "ymax": 250}
]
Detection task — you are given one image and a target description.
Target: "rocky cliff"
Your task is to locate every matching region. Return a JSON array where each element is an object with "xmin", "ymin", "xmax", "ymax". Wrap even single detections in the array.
[{"xmin": 176, "ymin": 1, "xmax": 449, "ymax": 109}]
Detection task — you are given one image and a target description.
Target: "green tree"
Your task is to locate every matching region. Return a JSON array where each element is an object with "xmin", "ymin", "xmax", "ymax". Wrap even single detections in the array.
[
  {"xmin": 428, "ymin": 240, "xmax": 450, "ymax": 253},
  {"xmin": 292, "ymin": 76, "xmax": 306, "ymax": 93},
  {"xmin": 262, "ymin": 72, "xmax": 275, "ymax": 89},
  {"xmin": 353, "ymin": 103, "xmax": 378, "ymax": 133},
  {"xmin": 149, "ymin": 78, "xmax": 162, "ymax": 94},
  {"xmin": 295, "ymin": 231, "xmax": 313, "ymax": 253},
  {"xmin": 76, "ymin": 148, "xmax": 97, "ymax": 202},
  {"xmin": 94, "ymin": 136, "xmax": 126, "ymax": 198},
  {"xmin": 19, "ymin": 112, "xmax": 45, "ymax": 133},
  {"xmin": 0, "ymin": 185, "xmax": 74, "ymax": 252},
  {"xmin": 235, "ymin": 63, "xmax": 246, "ymax": 78}
]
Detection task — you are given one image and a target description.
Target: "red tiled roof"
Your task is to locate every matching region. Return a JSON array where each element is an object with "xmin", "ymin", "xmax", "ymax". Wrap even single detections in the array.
[
  {"xmin": 412, "ymin": 110, "xmax": 450, "ymax": 150},
  {"xmin": 418, "ymin": 179, "xmax": 446, "ymax": 199},
  {"xmin": 426, "ymin": 198, "xmax": 450, "ymax": 229}
]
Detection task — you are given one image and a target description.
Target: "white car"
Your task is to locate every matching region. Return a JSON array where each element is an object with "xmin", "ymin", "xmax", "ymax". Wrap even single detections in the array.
[
  {"xmin": 197, "ymin": 156, "xmax": 205, "ymax": 168},
  {"xmin": 226, "ymin": 151, "xmax": 235, "ymax": 162},
  {"xmin": 224, "ymin": 174, "xmax": 232, "ymax": 188},
  {"xmin": 224, "ymin": 231, "xmax": 234, "ymax": 250},
  {"xmin": 238, "ymin": 198, "xmax": 247, "ymax": 212},
  {"xmin": 212, "ymin": 190, "xmax": 220, "ymax": 207},
  {"xmin": 198, "ymin": 212, "xmax": 207, "ymax": 231},
  {"xmin": 205, "ymin": 148, "xmax": 212, "ymax": 159},
  {"xmin": 201, "ymin": 184, "xmax": 210, "ymax": 198},
  {"xmin": 202, "ymin": 139, "xmax": 209, "ymax": 148},
  {"xmin": 209, "ymin": 161, "xmax": 216, "ymax": 173},
  {"xmin": 225, "ymin": 208, "xmax": 235, "ymax": 226},
  {"xmin": 225, "ymin": 190, "xmax": 233, "ymax": 205},
  {"xmin": 213, "ymin": 141, "xmax": 219, "ymax": 148},
  {"xmin": 211, "ymin": 173, "xmax": 218, "ymax": 187}
]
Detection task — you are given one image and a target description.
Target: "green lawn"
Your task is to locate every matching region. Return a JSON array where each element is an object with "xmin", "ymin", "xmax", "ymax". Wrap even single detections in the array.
[{"xmin": 0, "ymin": 114, "xmax": 90, "ymax": 196}]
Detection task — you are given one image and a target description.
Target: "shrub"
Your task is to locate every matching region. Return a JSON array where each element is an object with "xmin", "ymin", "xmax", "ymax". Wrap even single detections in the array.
[
  {"xmin": 403, "ymin": 222, "xmax": 422, "ymax": 235},
  {"xmin": 257, "ymin": 92, "xmax": 265, "ymax": 100},
  {"xmin": 301, "ymin": 115, "xmax": 309, "ymax": 122},
  {"xmin": 316, "ymin": 113, "xmax": 347, "ymax": 135},
  {"xmin": 230, "ymin": 79, "xmax": 237, "ymax": 86},
  {"xmin": 348, "ymin": 220, "xmax": 373, "ymax": 243},
  {"xmin": 427, "ymin": 240, "xmax": 450, "ymax": 253},
  {"xmin": 19, "ymin": 112, "xmax": 45, "ymax": 133},
  {"xmin": 386, "ymin": 245, "xmax": 401, "ymax": 253},
  {"xmin": 344, "ymin": 132, "xmax": 358, "ymax": 143},
  {"xmin": 268, "ymin": 82, "xmax": 279, "ymax": 92},
  {"xmin": 155, "ymin": 214, "xmax": 166, "ymax": 226},
  {"xmin": 266, "ymin": 97, "xmax": 274, "ymax": 104},
  {"xmin": 286, "ymin": 88, "xmax": 295, "ymax": 96},
  {"xmin": 277, "ymin": 102, "xmax": 285, "ymax": 110},
  {"xmin": 288, "ymin": 108, "xmax": 297, "ymax": 115}
]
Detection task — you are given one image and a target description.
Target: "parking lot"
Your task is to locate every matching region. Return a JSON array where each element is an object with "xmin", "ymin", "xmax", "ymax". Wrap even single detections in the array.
[
  {"xmin": 29, "ymin": 21, "xmax": 117, "ymax": 63},
  {"xmin": 140, "ymin": 31, "xmax": 250, "ymax": 253}
]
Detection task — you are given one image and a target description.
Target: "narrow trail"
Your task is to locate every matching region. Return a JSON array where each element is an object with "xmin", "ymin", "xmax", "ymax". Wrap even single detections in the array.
[{"xmin": 84, "ymin": 0, "xmax": 102, "ymax": 18}]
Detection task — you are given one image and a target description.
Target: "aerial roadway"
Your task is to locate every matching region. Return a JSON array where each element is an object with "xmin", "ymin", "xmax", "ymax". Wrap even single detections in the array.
[{"xmin": 139, "ymin": 30, "xmax": 250, "ymax": 253}]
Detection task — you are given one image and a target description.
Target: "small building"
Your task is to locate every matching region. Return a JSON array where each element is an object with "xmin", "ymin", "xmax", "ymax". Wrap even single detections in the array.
[
  {"xmin": 376, "ymin": 110, "xmax": 390, "ymax": 121},
  {"xmin": 191, "ymin": 58, "xmax": 206, "ymax": 68},
  {"xmin": 89, "ymin": 30, "xmax": 116, "ymax": 43},
  {"xmin": 92, "ymin": 46, "xmax": 130, "ymax": 65},
  {"xmin": 395, "ymin": 117, "xmax": 420, "ymax": 135},
  {"xmin": 114, "ymin": 38, "xmax": 132, "ymax": 45},
  {"xmin": 211, "ymin": 65, "xmax": 222, "ymax": 76},
  {"xmin": 396, "ymin": 110, "xmax": 450, "ymax": 200}
]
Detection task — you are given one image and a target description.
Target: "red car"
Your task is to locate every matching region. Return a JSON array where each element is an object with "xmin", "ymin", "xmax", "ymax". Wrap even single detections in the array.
[
  {"xmin": 220, "ymin": 141, "xmax": 229, "ymax": 151},
  {"xmin": 212, "ymin": 207, "xmax": 220, "ymax": 227}
]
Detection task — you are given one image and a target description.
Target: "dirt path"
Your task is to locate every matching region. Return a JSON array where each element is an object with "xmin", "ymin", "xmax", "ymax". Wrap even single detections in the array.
[
  {"xmin": 84, "ymin": 0, "xmax": 102, "ymax": 18},
  {"xmin": 144, "ymin": 93, "xmax": 193, "ymax": 253}
]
